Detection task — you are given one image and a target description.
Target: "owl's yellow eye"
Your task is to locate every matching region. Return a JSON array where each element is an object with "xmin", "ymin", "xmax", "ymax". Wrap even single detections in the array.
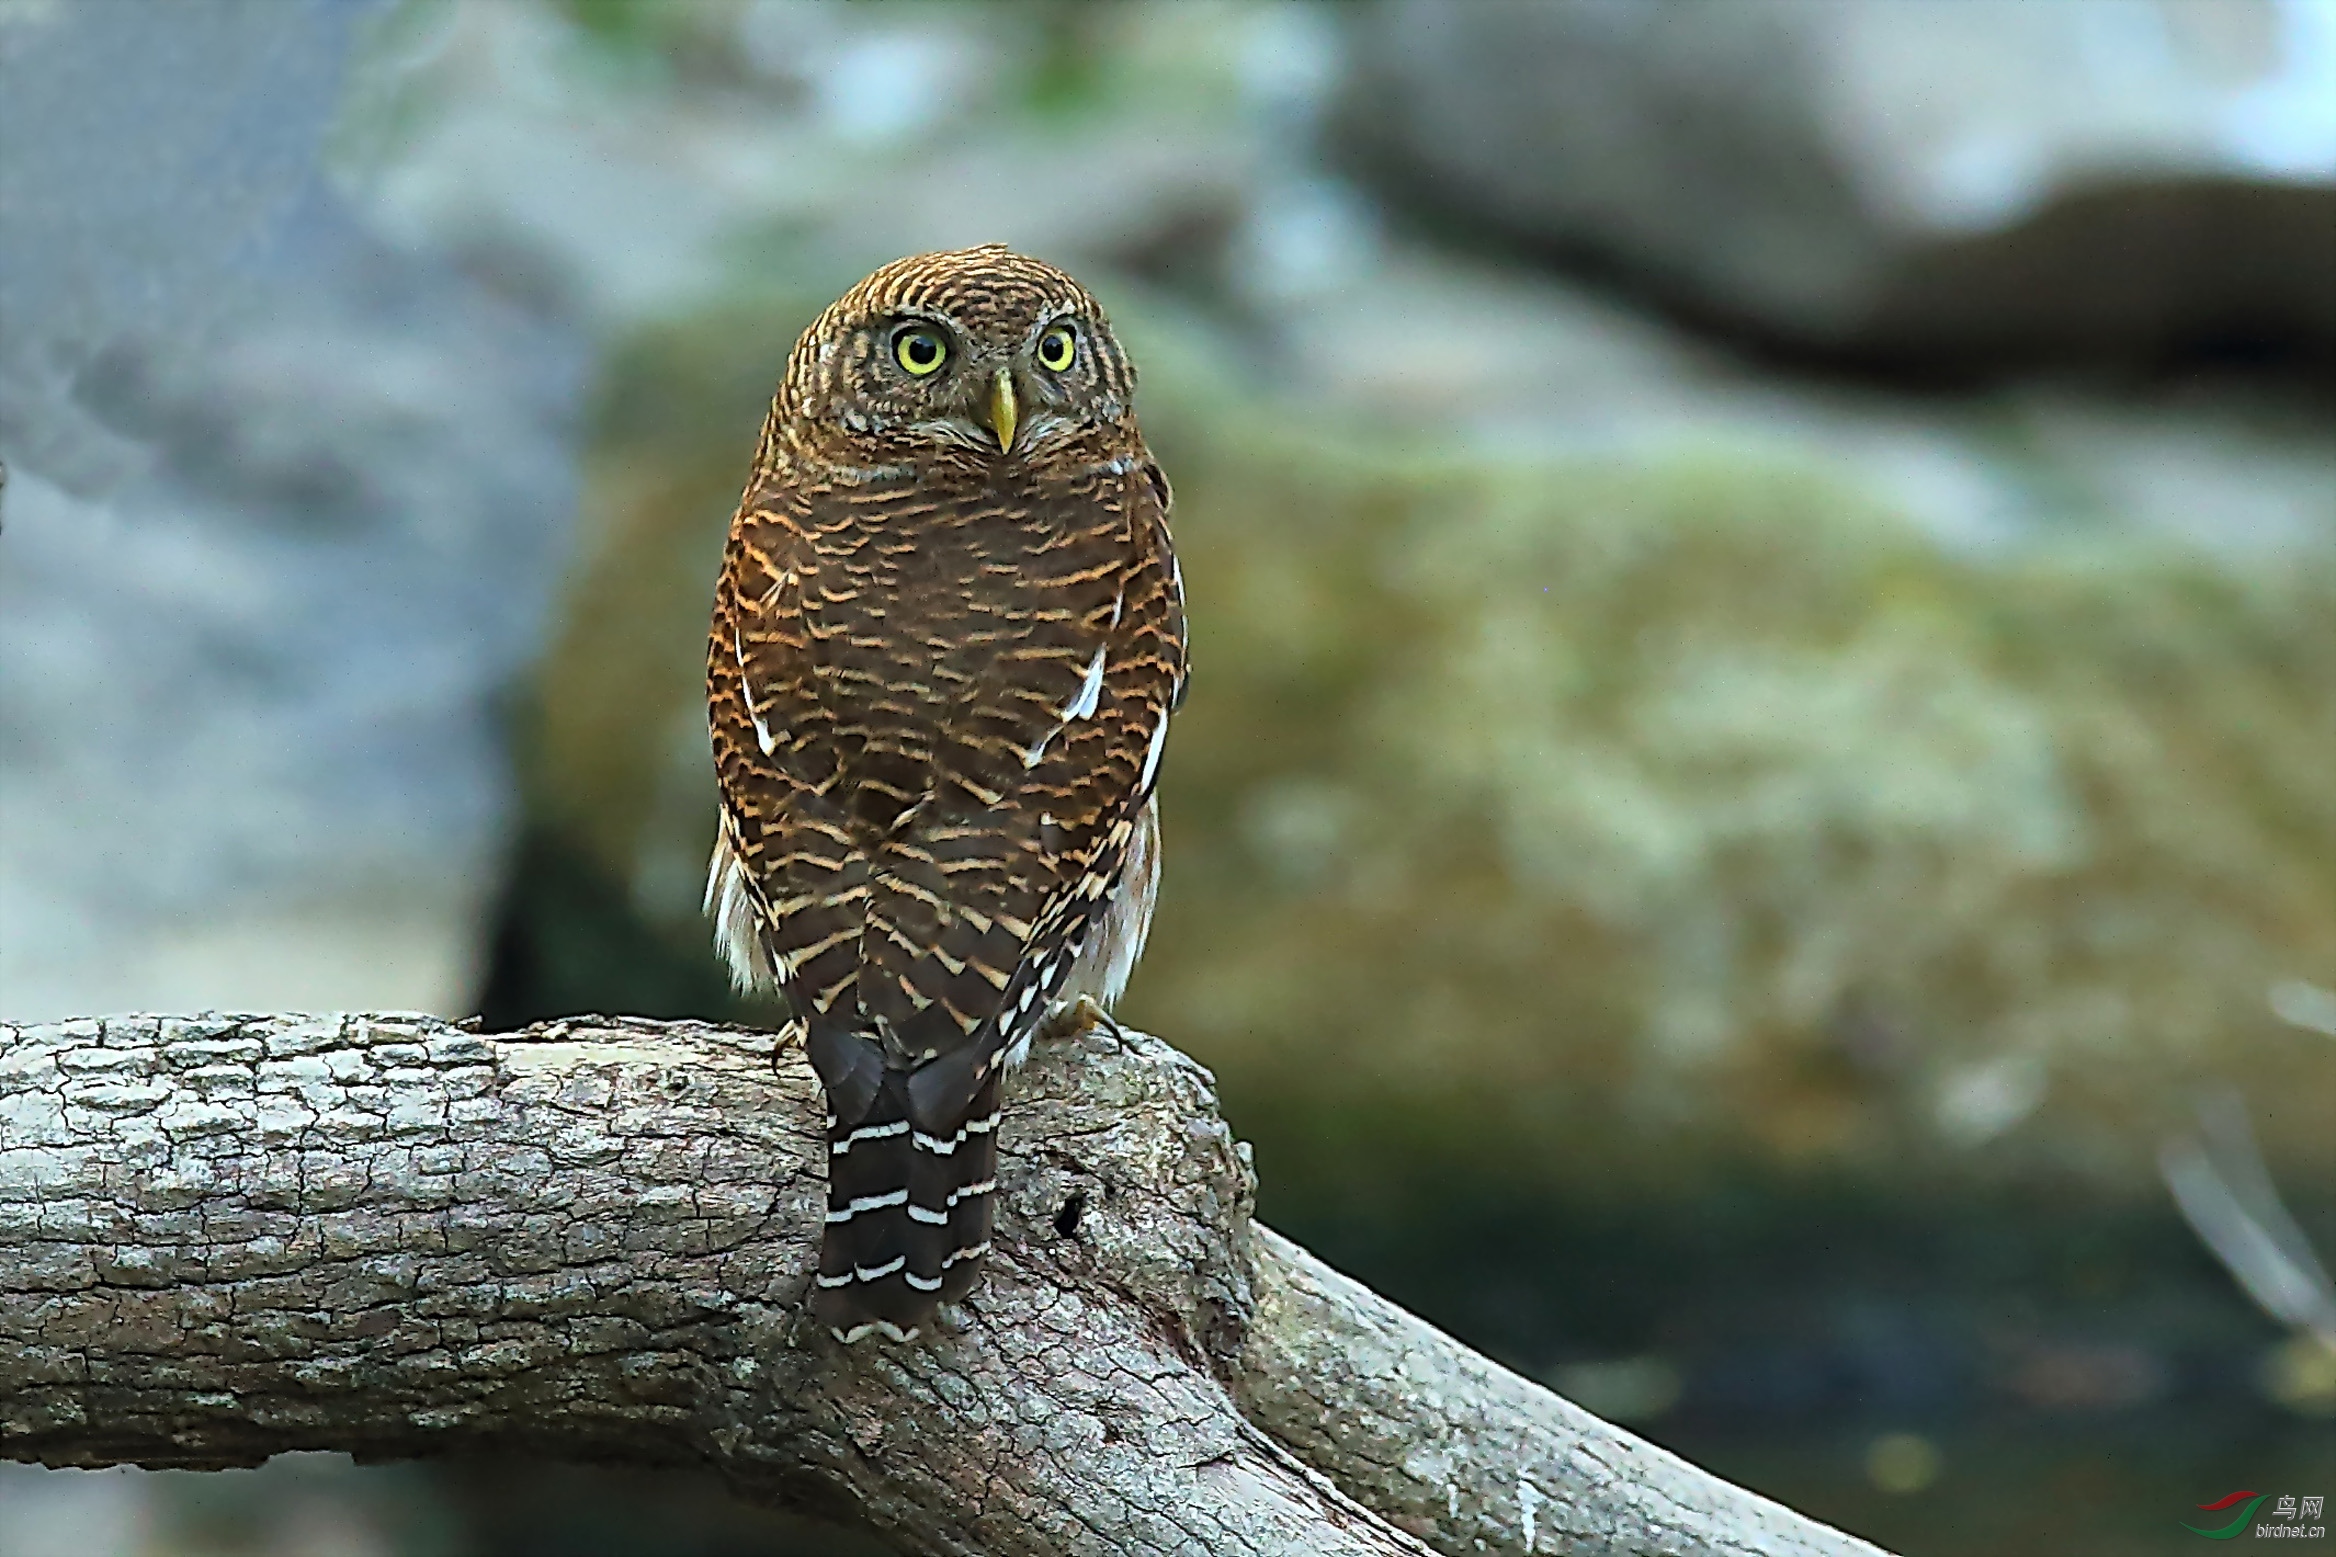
[
  {"xmin": 893, "ymin": 327, "xmax": 948, "ymax": 377},
  {"xmin": 1036, "ymin": 324, "xmax": 1076, "ymax": 372}
]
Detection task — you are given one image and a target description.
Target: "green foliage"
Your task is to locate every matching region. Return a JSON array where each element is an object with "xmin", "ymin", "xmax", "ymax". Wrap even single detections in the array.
[{"xmin": 558, "ymin": 0, "xmax": 680, "ymax": 50}]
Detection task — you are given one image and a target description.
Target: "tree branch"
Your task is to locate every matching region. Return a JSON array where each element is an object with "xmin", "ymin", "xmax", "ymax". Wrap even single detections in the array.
[{"xmin": 0, "ymin": 1014, "xmax": 1887, "ymax": 1557}]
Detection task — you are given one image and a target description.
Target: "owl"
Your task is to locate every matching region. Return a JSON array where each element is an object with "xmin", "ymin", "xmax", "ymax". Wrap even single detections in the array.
[{"xmin": 704, "ymin": 246, "xmax": 1186, "ymax": 1343}]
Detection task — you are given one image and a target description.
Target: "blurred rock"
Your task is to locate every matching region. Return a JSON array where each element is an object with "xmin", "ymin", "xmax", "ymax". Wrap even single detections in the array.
[
  {"xmin": 1137, "ymin": 384, "xmax": 2335, "ymax": 1203},
  {"xmin": 0, "ymin": 1455, "xmax": 879, "ymax": 1557},
  {"xmin": 1341, "ymin": 0, "xmax": 2336, "ymax": 363},
  {"xmin": 0, "ymin": 1465, "xmax": 148, "ymax": 1557},
  {"xmin": 358, "ymin": 1, "xmax": 1260, "ymax": 332},
  {"xmin": 0, "ymin": 0, "xmax": 374, "ymax": 490},
  {"xmin": 0, "ymin": 0, "xmax": 584, "ymax": 1021},
  {"xmin": 1260, "ymin": 239, "xmax": 2336, "ymax": 558}
]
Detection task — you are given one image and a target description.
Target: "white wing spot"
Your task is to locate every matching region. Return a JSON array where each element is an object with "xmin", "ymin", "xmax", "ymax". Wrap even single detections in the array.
[
  {"xmin": 733, "ymin": 627, "xmax": 777, "ymax": 756},
  {"xmin": 1022, "ymin": 646, "xmax": 1109, "ymax": 767},
  {"xmin": 1138, "ymin": 709, "xmax": 1169, "ymax": 792},
  {"xmin": 1065, "ymin": 644, "xmax": 1107, "ymax": 722}
]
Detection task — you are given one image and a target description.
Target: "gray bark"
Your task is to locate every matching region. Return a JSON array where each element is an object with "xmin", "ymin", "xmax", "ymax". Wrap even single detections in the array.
[{"xmin": 0, "ymin": 1013, "xmax": 1888, "ymax": 1557}]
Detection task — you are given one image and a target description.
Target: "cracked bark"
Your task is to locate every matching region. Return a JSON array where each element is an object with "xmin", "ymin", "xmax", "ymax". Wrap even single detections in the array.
[{"xmin": 0, "ymin": 1014, "xmax": 1889, "ymax": 1557}]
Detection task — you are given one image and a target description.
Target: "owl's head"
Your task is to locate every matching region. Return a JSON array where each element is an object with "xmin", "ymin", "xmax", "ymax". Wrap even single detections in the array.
[{"xmin": 777, "ymin": 245, "xmax": 1138, "ymax": 468}]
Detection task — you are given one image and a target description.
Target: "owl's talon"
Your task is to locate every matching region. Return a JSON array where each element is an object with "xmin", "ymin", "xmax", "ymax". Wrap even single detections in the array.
[{"xmin": 1046, "ymin": 994, "xmax": 1121, "ymax": 1042}]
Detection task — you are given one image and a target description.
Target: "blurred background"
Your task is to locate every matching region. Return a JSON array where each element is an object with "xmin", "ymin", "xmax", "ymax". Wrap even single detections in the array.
[{"xmin": 3, "ymin": 1, "xmax": 2332, "ymax": 1554}]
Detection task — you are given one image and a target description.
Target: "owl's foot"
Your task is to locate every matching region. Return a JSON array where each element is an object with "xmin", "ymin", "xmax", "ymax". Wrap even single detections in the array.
[{"xmin": 1045, "ymin": 994, "xmax": 1124, "ymax": 1043}]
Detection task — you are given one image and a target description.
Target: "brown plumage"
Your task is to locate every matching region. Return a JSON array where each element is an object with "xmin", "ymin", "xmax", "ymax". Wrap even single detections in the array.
[{"xmin": 704, "ymin": 246, "xmax": 1185, "ymax": 1342}]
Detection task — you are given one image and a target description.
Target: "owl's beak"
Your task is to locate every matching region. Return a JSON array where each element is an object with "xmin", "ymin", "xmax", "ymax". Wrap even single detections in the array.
[{"xmin": 984, "ymin": 369, "xmax": 1018, "ymax": 453}]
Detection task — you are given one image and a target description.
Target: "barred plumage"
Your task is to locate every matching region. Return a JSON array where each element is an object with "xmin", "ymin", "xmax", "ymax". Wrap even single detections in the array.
[{"xmin": 704, "ymin": 246, "xmax": 1185, "ymax": 1342}]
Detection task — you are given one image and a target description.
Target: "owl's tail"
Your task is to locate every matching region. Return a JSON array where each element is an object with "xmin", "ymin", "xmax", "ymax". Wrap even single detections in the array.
[{"xmin": 808, "ymin": 1042, "xmax": 999, "ymax": 1343}]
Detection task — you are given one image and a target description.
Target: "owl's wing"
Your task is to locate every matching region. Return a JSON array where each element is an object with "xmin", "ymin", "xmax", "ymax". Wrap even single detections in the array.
[
  {"xmin": 705, "ymin": 484, "xmax": 862, "ymax": 1020},
  {"xmin": 708, "ymin": 455, "xmax": 1184, "ymax": 1129}
]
